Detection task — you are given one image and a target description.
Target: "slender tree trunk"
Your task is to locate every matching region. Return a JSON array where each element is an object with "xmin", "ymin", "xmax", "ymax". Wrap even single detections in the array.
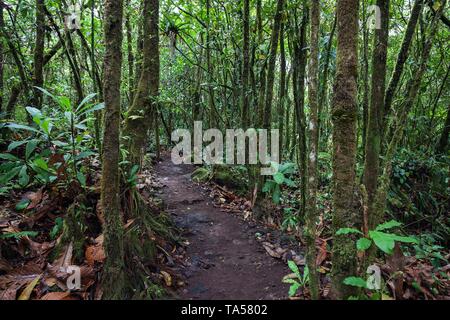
[
  {"xmin": 101, "ymin": 0, "xmax": 125, "ymax": 300},
  {"xmin": 123, "ymin": 0, "xmax": 160, "ymax": 166},
  {"xmin": 278, "ymin": 21, "xmax": 287, "ymax": 160},
  {"xmin": 291, "ymin": 9, "xmax": 308, "ymax": 218},
  {"xmin": 330, "ymin": 0, "xmax": 359, "ymax": 300},
  {"xmin": 384, "ymin": 0, "xmax": 423, "ymax": 123},
  {"xmin": 0, "ymin": 4, "xmax": 3, "ymax": 114},
  {"xmin": 241, "ymin": 0, "xmax": 250, "ymax": 128},
  {"xmin": 125, "ymin": 2, "xmax": 134, "ymax": 103},
  {"xmin": 374, "ymin": 1, "xmax": 447, "ymax": 227},
  {"xmin": 361, "ymin": 2, "xmax": 369, "ymax": 160},
  {"xmin": 364, "ymin": 0, "xmax": 390, "ymax": 230},
  {"xmin": 263, "ymin": 0, "xmax": 284, "ymax": 129},
  {"xmin": 318, "ymin": 13, "xmax": 337, "ymax": 148},
  {"xmin": 305, "ymin": 0, "xmax": 320, "ymax": 301},
  {"xmin": 437, "ymin": 104, "xmax": 450, "ymax": 154},
  {"xmin": 32, "ymin": 0, "xmax": 45, "ymax": 108}
]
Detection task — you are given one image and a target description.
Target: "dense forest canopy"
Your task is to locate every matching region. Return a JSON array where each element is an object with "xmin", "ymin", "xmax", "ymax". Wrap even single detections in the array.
[{"xmin": 0, "ymin": 0, "xmax": 449, "ymax": 301}]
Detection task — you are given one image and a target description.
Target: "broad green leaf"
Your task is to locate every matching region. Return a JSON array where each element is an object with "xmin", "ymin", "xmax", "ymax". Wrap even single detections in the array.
[
  {"xmin": 6, "ymin": 123, "xmax": 40, "ymax": 134},
  {"xmin": 284, "ymin": 178, "xmax": 296, "ymax": 187},
  {"xmin": 76, "ymin": 93, "xmax": 97, "ymax": 113},
  {"xmin": 77, "ymin": 172, "xmax": 87, "ymax": 187},
  {"xmin": 76, "ymin": 151, "xmax": 96, "ymax": 161},
  {"xmin": 0, "ymin": 166, "xmax": 21, "ymax": 184},
  {"xmin": 0, "ymin": 153, "xmax": 20, "ymax": 161},
  {"xmin": 288, "ymin": 282, "xmax": 300, "ymax": 297},
  {"xmin": 287, "ymin": 260, "xmax": 301, "ymax": 278},
  {"xmin": 369, "ymin": 231, "xmax": 395, "ymax": 254},
  {"xmin": 15, "ymin": 199, "xmax": 31, "ymax": 211},
  {"xmin": 26, "ymin": 140, "xmax": 39, "ymax": 160},
  {"xmin": 25, "ymin": 106, "xmax": 41, "ymax": 117},
  {"xmin": 375, "ymin": 220, "xmax": 402, "ymax": 232},
  {"xmin": 357, "ymin": 238, "xmax": 372, "ymax": 251},
  {"xmin": 336, "ymin": 228, "xmax": 363, "ymax": 236},
  {"xmin": 79, "ymin": 102, "xmax": 105, "ymax": 116},
  {"xmin": 343, "ymin": 277, "xmax": 367, "ymax": 288},
  {"xmin": 7, "ymin": 140, "xmax": 28, "ymax": 152},
  {"xmin": 272, "ymin": 185, "xmax": 281, "ymax": 204},
  {"xmin": 273, "ymin": 172, "xmax": 285, "ymax": 184},
  {"xmin": 19, "ymin": 165, "xmax": 29, "ymax": 187},
  {"xmin": 33, "ymin": 158, "xmax": 48, "ymax": 170}
]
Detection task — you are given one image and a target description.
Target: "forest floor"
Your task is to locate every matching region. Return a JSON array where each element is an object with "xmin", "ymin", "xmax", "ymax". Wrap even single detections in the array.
[{"xmin": 155, "ymin": 156, "xmax": 290, "ymax": 299}]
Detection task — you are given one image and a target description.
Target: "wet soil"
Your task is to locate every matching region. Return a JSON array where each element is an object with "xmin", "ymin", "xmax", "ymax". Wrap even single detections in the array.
[{"xmin": 155, "ymin": 157, "xmax": 289, "ymax": 300}]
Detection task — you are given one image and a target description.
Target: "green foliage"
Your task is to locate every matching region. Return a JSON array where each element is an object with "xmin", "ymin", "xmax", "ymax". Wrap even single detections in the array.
[
  {"xmin": 50, "ymin": 217, "xmax": 64, "ymax": 240},
  {"xmin": 1, "ymin": 89, "xmax": 102, "ymax": 192},
  {"xmin": 0, "ymin": 230, "xmax": 39, "ymax": 240},
  {"xmin": 282, "ymin": 261, "xmax": 309, "ymax": 297},
  {"xmin": 337, "ymin": 220, "xmax": 418, "ymax": 255},
  {"xmin": 263, "ymin": 162, "xmax": 296, "ymax": 204}
]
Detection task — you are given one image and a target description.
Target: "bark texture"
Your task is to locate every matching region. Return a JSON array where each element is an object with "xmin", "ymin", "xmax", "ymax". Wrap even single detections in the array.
[
  {"xmin": 101, "ymin": 0, "xmax": 125, "ymax": 300},
  {"xmin": 123, "ymin": 0, "xmax": 160, "ymax": 166},
  {"xmin": 330, "ymin": 0, "xmax": 359, "ymax": 300},
  {"xmin": 305, "ymin": 0, "xmax": 320, "ymax": 301}
]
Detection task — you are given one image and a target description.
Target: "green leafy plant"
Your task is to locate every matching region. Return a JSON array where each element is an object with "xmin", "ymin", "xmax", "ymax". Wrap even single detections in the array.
[
  {"xmin": 2, "ymin": 89, "xmax": 103, "ymax": 190},
  {"xmin": 281, "ymin": 207, "xmax": 298, "ymax": 231},
  {"xmin": 0, "ymin": 231, "xmax": 39, "ymax": 240},
  {"xmin": 262, "ymin": 162, "xmax": 296, "ymax": 204},
  {"xmin": 336, "ymin": 219, "xmax": 418, "ymax": 255},
  {"xmin": 282, "ymin": 260, "xmax": 309, "ymax": 297},
  {"xmin": 337, "ymin": 220, "xmax": 419, "ymax": 299}
]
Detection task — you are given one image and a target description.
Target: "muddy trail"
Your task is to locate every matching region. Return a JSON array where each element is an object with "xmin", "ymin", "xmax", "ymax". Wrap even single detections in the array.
[{"xmin": 155, "ymin": 156, "xmax": 290, "ymax": 300}]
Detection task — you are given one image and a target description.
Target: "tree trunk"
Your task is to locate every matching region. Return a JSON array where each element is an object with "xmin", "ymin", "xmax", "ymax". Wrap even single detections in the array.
[
  {"xmin": 263, "ymin": 0, "xmax": 284, "ymax": 129},
  {"xmin": 125, "ymin": 2, "xmax": 135, "ymax": 103},
  {"xmin": 330, "ymin": 0, "xmax": 359, "ymax": 300},
  {"xmin": 291, "ymin": 9, "xmax": 308, "ymax": 218},
  {"xmin": 305, "ymin": 0, "xmax": 320, "ymax": 300},
  {"xmin": 437, "ymin": 104, "xmax": 450, "ymax": 154},
  {"xmin": 241, "ymin": 0, "xmax": 250, "ymax": 128},
  {"xmin": 364, "ymin": 0, "xmax": 389, "ymax": 231},
  {"xmin": 0, "ymin": 4, "xmax": 3, "ymax": 113},
  {"xmin": 32, "ymin": 0, "xmax": 45, "ymax": 108},
  {"xmin": 278, "ymin": 21, "xmax": 287, "ymax": 160},
  {"xmin": 123, "ymin": 0, "xmax": 160, "ymax": 166},
  {"xmin": 101, "ymin": 0, "xmax": 125, "ymax": 300},
  {"xmin": 384, "ymin": 0, "xmax": 423, "ymax": 123}
]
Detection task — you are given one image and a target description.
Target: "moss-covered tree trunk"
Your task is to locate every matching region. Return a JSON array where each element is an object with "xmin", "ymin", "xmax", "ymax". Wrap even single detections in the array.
[
  {"xmin": 330, "ymin": 0, "xmax": 359, "ymax": 300},
  {"xmin": 291, "ymin": 8, "xmax": 308, "ymax": 217},
  {"xmin": 364, "ymin": 0, "xmax": 389, "ymax": 231},
  {"xmin": 305, "ymin": 0, "xmax": 320, "ymax": 300},
  {"xmin": 101, "ymin": 0, "xmax": 125, "ymax": 300},
  {"xmin": 123, "ymin": 0, "xmax": 160, "ymax": 166}
]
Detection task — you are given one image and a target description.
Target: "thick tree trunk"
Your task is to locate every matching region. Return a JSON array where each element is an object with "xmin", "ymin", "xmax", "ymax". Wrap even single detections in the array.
[
  {"xmin": 330, "ymin": 0, "xmax": 359, "ymax": 300},
  {"xmin": 123, "ymin": 0, "xmax": 160, "ymax": 166},
  {"xmin": 364, "ymin": 0, "xmax": 390, "ymax": 230},
  {"xmin": 305, "ymin": 0, "xmax": 320, "ymax": 301},
  {"xmin": 32, "ymin": 0, "xmax": 45, "ymax": 108},
  {"xmin": 101, "ymin": 0, "xmax": 125, "ymax": 300}
]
